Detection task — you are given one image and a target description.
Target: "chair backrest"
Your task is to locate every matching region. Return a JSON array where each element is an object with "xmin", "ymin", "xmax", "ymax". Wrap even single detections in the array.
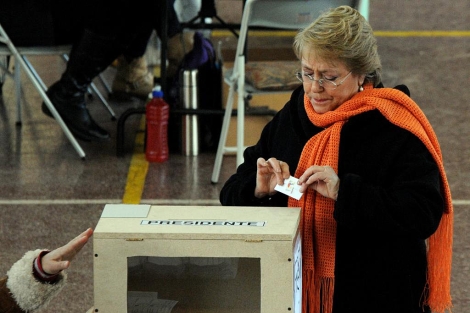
[
  {"xmin": 247, "ymin": 0, "xmax": 364, "ymax": 28},
  {"xmin": 248, "ymin": 0, "xmax": 352, "ymax": 29},
  {"xmin": 235, "ymin": 0, "xmax": 364, "ymax": 68}
]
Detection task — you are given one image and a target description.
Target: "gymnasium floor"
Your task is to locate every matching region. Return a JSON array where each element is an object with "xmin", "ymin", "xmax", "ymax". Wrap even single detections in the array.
[{"xmin": 0, "ymin": 1, "xmax": 469, "ymax": 312}]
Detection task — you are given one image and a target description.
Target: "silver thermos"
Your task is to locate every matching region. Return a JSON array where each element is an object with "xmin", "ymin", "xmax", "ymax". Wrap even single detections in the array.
[{"xmin": 180, "ymin": 69, "xmax": 199, "ymax": 156}]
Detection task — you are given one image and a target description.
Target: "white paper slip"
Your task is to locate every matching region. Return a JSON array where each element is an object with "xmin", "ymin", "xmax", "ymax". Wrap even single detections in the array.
[{"xmin": 275, "ymin": 176, "xmax": 303, "ymax": 200}]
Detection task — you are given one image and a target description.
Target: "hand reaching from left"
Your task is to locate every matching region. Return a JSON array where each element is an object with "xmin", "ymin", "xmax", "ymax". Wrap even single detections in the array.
[{"xmin": 41, "ymin": 228, "xmax": 93, "ymax": 275}]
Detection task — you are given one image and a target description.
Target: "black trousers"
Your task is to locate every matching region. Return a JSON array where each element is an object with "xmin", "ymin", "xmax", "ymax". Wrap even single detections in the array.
[{"xmin": 1, "ymin": 0, "xmax": 181, "ymax": 57}]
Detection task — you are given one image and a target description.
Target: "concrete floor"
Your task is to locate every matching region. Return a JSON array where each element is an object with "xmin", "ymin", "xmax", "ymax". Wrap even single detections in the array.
[{"xmin": 0, "ymin": 0, "xmax": 469, "ymax": 312}]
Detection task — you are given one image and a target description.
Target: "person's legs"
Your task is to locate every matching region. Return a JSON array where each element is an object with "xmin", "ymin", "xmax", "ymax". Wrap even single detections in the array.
[
  {"xmin": 152, "ymin": 0, "xmax": 182, "ymax": 39},
  {"xmin": 153, "ymin": 0, "xmax": 194, "ymax": 79},
  {"xmin": 44, "ymin": 0, "xmax": 195, "ymax": 141},
  {"xmin": 111, "ymin": 0, "xmax": 195, "ymax": 99},
  {"xmin": 43, "ymin": 29, "xmax": 125, "ymax": 141},
  {"xmin": 111, "ymin": 28, "xmax": 155, "ymax": 99},
  {"xmin": 44, "ymin": 0, "xmax": 145, "ymax": 141}
]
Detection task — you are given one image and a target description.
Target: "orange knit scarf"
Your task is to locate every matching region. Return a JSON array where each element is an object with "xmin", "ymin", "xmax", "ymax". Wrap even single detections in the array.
[{"xmin": 288, "ymin": 85, "xmax": 453, "ymax": 313}]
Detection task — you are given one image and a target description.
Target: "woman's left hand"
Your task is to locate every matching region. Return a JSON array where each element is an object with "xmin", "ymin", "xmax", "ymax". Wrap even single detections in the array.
[{"xmin": 298, "ymin": 165, "xmax": 340, "ymax": 200}]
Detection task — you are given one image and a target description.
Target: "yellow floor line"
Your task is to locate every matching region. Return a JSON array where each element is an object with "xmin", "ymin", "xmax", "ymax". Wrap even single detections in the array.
[
  {"xmin": 122, "ymin": 117, "xmax": 148, "ymax": 204},
  {"xmin": 374, "ymin": 30, "xmax": 470, "ymax": 37}
]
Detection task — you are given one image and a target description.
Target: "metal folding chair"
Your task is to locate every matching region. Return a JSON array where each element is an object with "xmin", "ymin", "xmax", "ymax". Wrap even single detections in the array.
[
  {"xmin": 0, "ymin": 22, "xmax": 87, "ymax": 158},
  {"xmin": 0, "ymin": 22, "xmax": 117, "ymax": 159}
]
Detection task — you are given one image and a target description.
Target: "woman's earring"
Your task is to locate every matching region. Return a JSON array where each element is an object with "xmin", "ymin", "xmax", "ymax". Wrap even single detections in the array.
[{"xmin": 359, "ymin": 85, "xmax": 364, "ymax": 92}]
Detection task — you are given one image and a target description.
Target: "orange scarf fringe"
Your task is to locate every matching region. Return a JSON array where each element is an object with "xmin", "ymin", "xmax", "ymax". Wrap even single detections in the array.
[{"xmin": 288, "ymin": 85, "xmax": 453, "ymax": 313}]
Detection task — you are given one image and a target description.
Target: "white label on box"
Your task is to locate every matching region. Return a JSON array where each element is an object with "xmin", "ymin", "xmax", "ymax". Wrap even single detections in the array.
[
  {"xmin": 101, "ymin": 204, "xmax": 151, "ymax": 217},
  {"xmin": 141, "ymin": 220, "xmax": 266, "ymax": 226}
]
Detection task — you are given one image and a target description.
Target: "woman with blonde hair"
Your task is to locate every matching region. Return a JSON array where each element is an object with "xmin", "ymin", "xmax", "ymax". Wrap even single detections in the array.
[{"xmin": 220, "ymin": 6, "xmax": 452, "ymax": 313}]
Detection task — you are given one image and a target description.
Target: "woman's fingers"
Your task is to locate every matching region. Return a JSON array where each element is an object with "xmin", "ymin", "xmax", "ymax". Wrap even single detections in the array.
[
  {"xmin": 298, "ymin": 165, "xmax": 326, "ymax": 184},
  {"xmin": 298, "ymin": 165, "xmax": 339, "ymax": 200},
  {"xmin": 266, "ymin": 158, "xmax": 290, "ymax": 185},
  {"xmin": 255, "ymin": 157, "xmax": 291, "ymax": 198}
]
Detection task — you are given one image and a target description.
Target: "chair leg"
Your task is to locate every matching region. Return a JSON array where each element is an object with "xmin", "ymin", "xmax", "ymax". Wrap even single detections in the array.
[
  {"xmin": 211, "ymin": 55, "xmax": 247, "ymax": 184},
  {"xmin": 97, "ymin": 73, "xmax": 112, "ymax": 95},
  {"xmin": 89, "ymin": 81, "xmax": 116, "ymax": 120},
  {"xmin": 211, "ymin": 83, "xmax": 236, "ymax": 184},
  {"xmin": 22, "ymin": 56, "xmax": 47, "ymax": 89},
  {"xmin": 20, "ymin": 57, "xmax": 86, "ymax": 158},
  {"xmin": 0, "ymin": 56, "xmax": 7, "ymax": 95},
  {"xmin": 236, "ymin": 55, "xmax": 245, "ymax": 167},
  {"xmin": 0, "ymin": 22, "xmax": 86, "ymax": 158},
  {"xmin": 357, "ymin": 0, "xmax": 370, "ymax": 20},
  {"xmin": 42, "ymin": 94, "xmax": 87, "ymax": 159},
  {"xmin": 14, "ymin": 58, "xmax": 21, "ymax": 125}
]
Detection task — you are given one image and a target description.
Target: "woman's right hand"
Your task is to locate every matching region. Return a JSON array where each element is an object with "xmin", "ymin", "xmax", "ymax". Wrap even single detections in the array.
[{"xmin": 254, "ymin": 157, "xmax": 290, "ymax": 198}]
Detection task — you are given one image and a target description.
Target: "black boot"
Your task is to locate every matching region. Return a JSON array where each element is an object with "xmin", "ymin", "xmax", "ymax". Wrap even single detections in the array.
[
  {"xmin": 42, "ymin": 29, "xmax": 124, "ymax": 142},
  {"xmin": 42, "ymin": 74, "xmax": 110, "ymax": 141}
]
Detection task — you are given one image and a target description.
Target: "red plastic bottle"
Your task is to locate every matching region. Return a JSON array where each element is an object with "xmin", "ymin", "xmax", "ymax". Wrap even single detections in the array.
[{"xmin": 145, "ymin": 85, "xmax": 169, "ymax": 162}]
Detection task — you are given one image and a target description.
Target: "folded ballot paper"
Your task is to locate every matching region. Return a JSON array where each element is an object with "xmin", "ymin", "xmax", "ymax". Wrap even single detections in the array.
[{"xmin": 274, "ymin": 176, "xmax": 303, "ymax": 200}]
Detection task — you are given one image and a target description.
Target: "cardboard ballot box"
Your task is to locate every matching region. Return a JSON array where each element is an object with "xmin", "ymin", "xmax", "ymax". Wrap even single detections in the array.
[{"xmin": 92, "ymin": 204, "xmax": 302, "ymax": 313}]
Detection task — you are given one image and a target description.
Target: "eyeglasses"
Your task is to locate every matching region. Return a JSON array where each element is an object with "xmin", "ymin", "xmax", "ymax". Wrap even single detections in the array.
[{"xmin": 295, "ymin": 71, "xmax": 352, "ymax": 90}]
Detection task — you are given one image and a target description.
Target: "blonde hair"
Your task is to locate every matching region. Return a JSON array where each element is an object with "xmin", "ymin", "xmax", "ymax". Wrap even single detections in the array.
[{"xmin": 293, "ymin": 5, "xmax": 382, "ymax": 86}]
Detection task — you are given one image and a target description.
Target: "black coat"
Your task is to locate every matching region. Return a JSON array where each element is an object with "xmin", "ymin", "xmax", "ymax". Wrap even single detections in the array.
[{"xmin": 220, "ymin": 86, "xmax": 444, "ymax": 313}]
